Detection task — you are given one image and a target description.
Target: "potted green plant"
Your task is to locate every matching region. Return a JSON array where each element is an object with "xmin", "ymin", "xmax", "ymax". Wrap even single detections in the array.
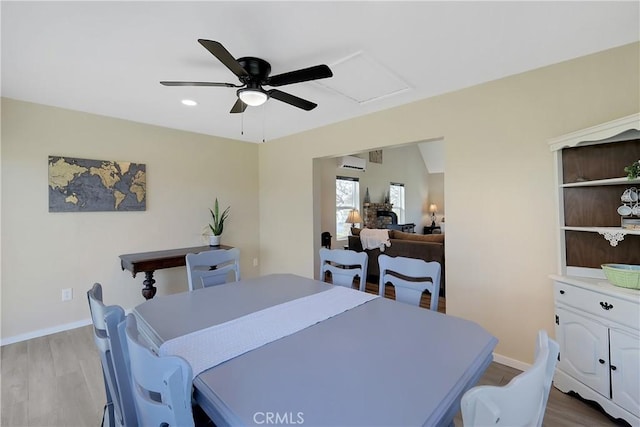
[
  {"xmin": 208, "ymin": 198, "xmax": 230, "ymax": 246},
  {"xmin": 625, "ymin": 160, "xmax": 640, "ymax": 180}
]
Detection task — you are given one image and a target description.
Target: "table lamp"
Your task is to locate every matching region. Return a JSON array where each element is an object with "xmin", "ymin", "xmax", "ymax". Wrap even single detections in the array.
[
  {"xmin": 346, "ymin": 209, "xmax": 363, "ymax": 229},
  {"xmin": 429, "ymin": 204, "xmax": 438, "ymax": 227}
]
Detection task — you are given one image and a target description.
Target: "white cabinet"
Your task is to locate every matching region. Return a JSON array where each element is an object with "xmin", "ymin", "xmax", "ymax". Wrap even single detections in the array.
[
  {"xmin": 550, "ymin": 115, "xmax": 640, "ymax": 425},
  {"xmin": 610, "ymin": 329, "xmax": 640, "ymax": 419},
  {"xmin": 556, "ymin": 307, "xmax": 609, "ymax": 397},
  {"xmin": 553, "ymin": 277, "xmax": 640, "ymax": 424}
]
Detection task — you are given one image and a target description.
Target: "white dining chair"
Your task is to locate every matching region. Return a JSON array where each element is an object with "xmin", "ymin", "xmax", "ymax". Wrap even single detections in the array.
[
  {"xmin": 123, "ymin": 314, "xmax": 195, "ymax": 427},
  {"xmin": 186, "ymin": 248, "xmax": 240, "ymax": 291},
  {"xmin": 378, "ymin": 254, "xmax": 441, "ymax": 310},
  {"xmin": 461, "ymin": 329, "xmax": 560, "ymax": 427},
  {"xmin": 87, "ymin": 283, "xmax": 137, "ymax": 427},
  {"xmin": 319, "ymin": 248, "xmax": 369, "ymax": 291}
]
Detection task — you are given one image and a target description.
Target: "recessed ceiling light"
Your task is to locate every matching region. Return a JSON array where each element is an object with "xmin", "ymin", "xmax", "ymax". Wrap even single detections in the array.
[{"xmin": 181, "ymin": 99, "xmax": 197, "ymax": 106}]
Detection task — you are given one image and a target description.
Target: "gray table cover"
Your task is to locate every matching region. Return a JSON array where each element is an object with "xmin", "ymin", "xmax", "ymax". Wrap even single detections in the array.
[{"xmin": 134, "ymin": 274, "xmax": 497, "ymax": 427}]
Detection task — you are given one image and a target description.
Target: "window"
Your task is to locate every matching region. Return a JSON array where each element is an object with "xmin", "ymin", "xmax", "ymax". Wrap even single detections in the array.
[
  {"xmin": 336, "ymin": 176, "xmax": 360, "ymax": 240},
  {"xmin": 389, "ymin": 182, "xmax": 405, "ymax": 224}
]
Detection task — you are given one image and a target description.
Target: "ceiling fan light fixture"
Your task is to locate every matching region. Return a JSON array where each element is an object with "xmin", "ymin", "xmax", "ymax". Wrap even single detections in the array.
[
  {"xmin": 238, "ymin": 88, "xmax": 268, "ymax": 106},
  {"xmin": 162, "ymin": 40, "xmax": 332, "ymax": 113}
]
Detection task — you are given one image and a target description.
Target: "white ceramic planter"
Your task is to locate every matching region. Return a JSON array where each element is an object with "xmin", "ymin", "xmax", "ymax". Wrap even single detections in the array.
[{"xmin": 209, "ymin": 235, "xmax": 221, "ymax": 246}]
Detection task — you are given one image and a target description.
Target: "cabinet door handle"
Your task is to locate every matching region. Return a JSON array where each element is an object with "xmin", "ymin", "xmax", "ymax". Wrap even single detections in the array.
[
  {"xmin": 611, "ymin": 365, "xmax": 617, "ymax": 371},
  {"xmin": 599, "ymin": 301, "xmax": 613, "ymax": 310},
  {"xmin": 559, "ymin": 290, "xmax": 565, "ymax": 295},
  {"xmin": 599, "ymin": 359, "xmax": 606, "ymax": 364}
]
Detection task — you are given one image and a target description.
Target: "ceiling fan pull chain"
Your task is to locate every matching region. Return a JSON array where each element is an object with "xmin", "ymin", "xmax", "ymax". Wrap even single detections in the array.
[
  {"xmin": 262, "ymin": 104, "xmax": 266, "ymax": 143},
  {"xmin": 241, "ymin": 112, "xmax": 244, "ymax": 136}
]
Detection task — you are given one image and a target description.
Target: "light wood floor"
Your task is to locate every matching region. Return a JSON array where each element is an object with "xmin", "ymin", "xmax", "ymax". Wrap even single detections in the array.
[
  {"xmin": 1, "ymin": 325, "xmax": 105, "ymax": 427},
  {"xmin": 0, "ymin": 319, "xmax": 623, "ymax": 426}
]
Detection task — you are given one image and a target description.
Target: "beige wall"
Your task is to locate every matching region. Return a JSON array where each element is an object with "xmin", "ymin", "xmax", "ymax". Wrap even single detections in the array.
[
  {"xmin": 1, "ymin": 99, "xmax": 260, "ymax": 341},
  {"xmin": 260, "ymin": 43, "xmax": 640, "ymax": 364},
  {"xmin": 2, "ymin": 43, "xmax": 638, "ymax": 365}
]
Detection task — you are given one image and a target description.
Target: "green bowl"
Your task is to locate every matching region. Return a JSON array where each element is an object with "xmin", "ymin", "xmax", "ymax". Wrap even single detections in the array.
[{"xmin": 601, "ymin": 264, "xmax": 640, "ymax": 290}]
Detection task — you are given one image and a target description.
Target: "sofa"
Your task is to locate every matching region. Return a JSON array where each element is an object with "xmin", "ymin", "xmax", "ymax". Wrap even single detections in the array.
[{"xmin": 347, "ymin": 228, "xmax": 445, "ymax": 296}]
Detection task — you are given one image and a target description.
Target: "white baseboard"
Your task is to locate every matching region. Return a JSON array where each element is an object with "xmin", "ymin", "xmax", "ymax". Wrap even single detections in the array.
[
  {"xmin": 1, "ymin": 307, "xmax": 134, "ymax": 346},
  {"xmin": 0, "ymin": 318, "xmax": 93, "ymax": 346},
  {"xmin": 493, "ymin": 352, "xmax": 531, "ymax": 372}
]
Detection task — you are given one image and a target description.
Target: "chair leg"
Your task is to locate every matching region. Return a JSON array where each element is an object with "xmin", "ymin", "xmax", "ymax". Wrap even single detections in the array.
[
  {"xmin": 101, "ymin": 370, "xmax": 116, "ymax": 427},
  {"xmin": 102, "ymin": 402, "xmax": 115, "ymax": 427},
  {"xmin": 193, "ymin": 404, "xmax": 215, "ymax": 426},
  {"xmin": 429, "ymin": 292, "xmax": 439, "ymax": 311}
]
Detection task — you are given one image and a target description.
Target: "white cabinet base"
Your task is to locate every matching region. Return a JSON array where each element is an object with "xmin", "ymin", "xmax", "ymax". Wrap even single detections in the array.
[
  {"xmin": 553, "ymin": 277, "xmax": 640, "ymax": 426},
  {"xmin": 554, "ymin": 370, "xmax": 639, "ymax": 425}
]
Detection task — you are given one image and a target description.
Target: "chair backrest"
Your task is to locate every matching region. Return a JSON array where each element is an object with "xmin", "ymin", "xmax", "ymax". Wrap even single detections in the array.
[
  {"xmin": 319, "ymin": 248, "xmax": 369, "ymax": 292},
  {"xmin": 87, "ymin": 283, "xmax": 137, "ymax": 427},
  {"xmin": 378, "ymin": 254, "xmax": 441, "ymax": 310},
  {"xmin": 88, "ymin": 283, "xmax": 109, "ymax": 351},
  {"xmin": 104, "ymin": 309, "xmax": 137, "ymax": 426},
  {"xmin": 185, "ymin": 248, "xmax": 241, "ymax": 291},
  {"xmin": 536, "ymin": 329, "xmax": 560, "ymax": 423},
  {"xmin": 461, "ymin": 330, "xmax": 560, "ymax": 427},
  {"xmin": 124, "ymin": 314, "xmax": 195, "ymax": 427}
]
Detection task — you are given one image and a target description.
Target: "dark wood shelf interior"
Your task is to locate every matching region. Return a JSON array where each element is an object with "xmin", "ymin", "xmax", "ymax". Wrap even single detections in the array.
[
  {"xmin": 563, "ymin": 185, "xmax": 631, "ymax": 227},
  {"xmin": 562, "ymin": 138, "xmax": 640, "ymax": 269},
  {"xmin": 565, "ymin": 231, "xmax": 640, "ymax": 268},
  {"xmin": 562, "ymin": 139, "xmax": 640, "ymax": 183}
]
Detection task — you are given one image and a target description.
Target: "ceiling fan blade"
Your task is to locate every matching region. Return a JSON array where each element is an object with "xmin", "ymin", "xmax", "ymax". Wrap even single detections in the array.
[
  {"xmin": 230, "ymin": 98, "xmax": 248, "ymax": 114},
  {"xmin": 160, "ymin": 81, "xmax": 239, "ymax": 87},
  {"xmin": 268, "ymin": 89, "xmax": 317, "ymax": 111},
  {"xmin": 198, "ymin": 39, "xmax": 249, "ymax": 78},
  {"xmin": 267, "ymin": 65, "xmax": 333, "ymax": 87}
]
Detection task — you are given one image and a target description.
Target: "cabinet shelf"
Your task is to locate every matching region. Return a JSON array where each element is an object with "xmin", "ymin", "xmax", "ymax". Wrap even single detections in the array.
[
  {"xmin": 562, "ymin": 226, "xmax": 640, "ymax": 247},
  {"xmin": 562, "ymin": 177, "xmax": 640, "ymax": 188},
  {"xmin": 562, "ymin": 226, "xmax": 640, "ymax": 234}
]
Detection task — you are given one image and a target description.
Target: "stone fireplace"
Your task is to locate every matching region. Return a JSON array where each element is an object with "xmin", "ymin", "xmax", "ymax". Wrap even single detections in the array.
[
  {"xmin": 363, "ymin": 203, "xmax": 394, "ymax": 229},
  {"xmin": 362, "ymin": 202, "xmax": 416, "ymax": 233}
]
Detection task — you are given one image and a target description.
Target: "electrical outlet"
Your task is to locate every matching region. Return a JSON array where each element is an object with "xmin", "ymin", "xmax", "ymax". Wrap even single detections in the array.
[
  {"xmin": 61, "ymin": 288, "xmax": 73, "ymax": 302},
  {"xmin": 253, "ymin": 258, "xmax": 259, "ymax": 267}
]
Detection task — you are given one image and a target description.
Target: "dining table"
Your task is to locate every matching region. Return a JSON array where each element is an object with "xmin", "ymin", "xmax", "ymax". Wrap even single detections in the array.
[{"xmin": 133, "ymin": 273, "xmax": 498, "ymax": 427}]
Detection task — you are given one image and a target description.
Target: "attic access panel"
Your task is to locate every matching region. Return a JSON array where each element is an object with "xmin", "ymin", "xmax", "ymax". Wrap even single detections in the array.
[{"xmin": 317, "ymin": 52, "xmax": 410, "ymax": 104}]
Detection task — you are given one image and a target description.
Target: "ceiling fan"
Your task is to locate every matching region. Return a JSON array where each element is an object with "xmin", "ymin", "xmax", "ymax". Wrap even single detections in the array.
[{"xmin": 161, "ymin": 39, "xmax": 333, "ymax": 113}]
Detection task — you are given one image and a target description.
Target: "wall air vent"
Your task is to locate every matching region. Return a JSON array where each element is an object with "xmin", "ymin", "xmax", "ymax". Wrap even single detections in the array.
[{"xmin": 337, "ymin": 156, "xmax": 366, "ymax": 171}]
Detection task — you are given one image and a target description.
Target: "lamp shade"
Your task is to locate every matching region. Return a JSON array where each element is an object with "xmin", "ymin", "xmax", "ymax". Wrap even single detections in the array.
[
  {"xmin": 429, "ymin": 204, "xmax": 438, "ymax": 213},
  {"xmin": 345, "ymin": 209, "xmax": 363, "ymax": 224},
  {"xmin": 238, "ymin": 88, "xmax": 268, "ymax": 106}
]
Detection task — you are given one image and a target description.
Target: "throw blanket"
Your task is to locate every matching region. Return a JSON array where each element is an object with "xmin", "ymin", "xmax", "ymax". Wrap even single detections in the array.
[
  {"xmin": 360, "ymin": 228, "xmax": 391, "ymax": 252},
  {"xmin": 159, "ymin": 286, "xmax": 378, "ymax": 379}
]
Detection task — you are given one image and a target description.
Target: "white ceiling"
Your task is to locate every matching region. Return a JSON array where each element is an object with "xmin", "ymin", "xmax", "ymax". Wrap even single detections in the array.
[{"xmin": 2, "ymin": 1, "xmax": 638, "ymax": 143}]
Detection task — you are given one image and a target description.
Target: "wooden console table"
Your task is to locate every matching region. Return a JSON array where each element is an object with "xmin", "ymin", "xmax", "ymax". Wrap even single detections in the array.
[{"xmin": 120, "ymin": 245, "xmax": 232, "ymax": 299}]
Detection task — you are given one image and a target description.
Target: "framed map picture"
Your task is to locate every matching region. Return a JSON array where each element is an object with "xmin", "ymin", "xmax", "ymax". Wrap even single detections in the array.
[
  {"xmin": 48, "ymin": 156, "xmax": 146, "ymax": 212},
  {"xmin": 369, "ymin": 150, "xmax": 383, "ymax": 164}
]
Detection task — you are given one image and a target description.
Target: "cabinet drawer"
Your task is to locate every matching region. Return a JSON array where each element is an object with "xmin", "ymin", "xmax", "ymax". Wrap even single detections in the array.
[{"xmin": 554, "ymin": 282, "xmax": 640, "ymax": 331}]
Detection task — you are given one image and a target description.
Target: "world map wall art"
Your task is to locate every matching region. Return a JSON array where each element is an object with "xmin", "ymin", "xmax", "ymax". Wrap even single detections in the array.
[{"xmin": 48, "ymin": 156, "xmax": 146, "ymax": 212}]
